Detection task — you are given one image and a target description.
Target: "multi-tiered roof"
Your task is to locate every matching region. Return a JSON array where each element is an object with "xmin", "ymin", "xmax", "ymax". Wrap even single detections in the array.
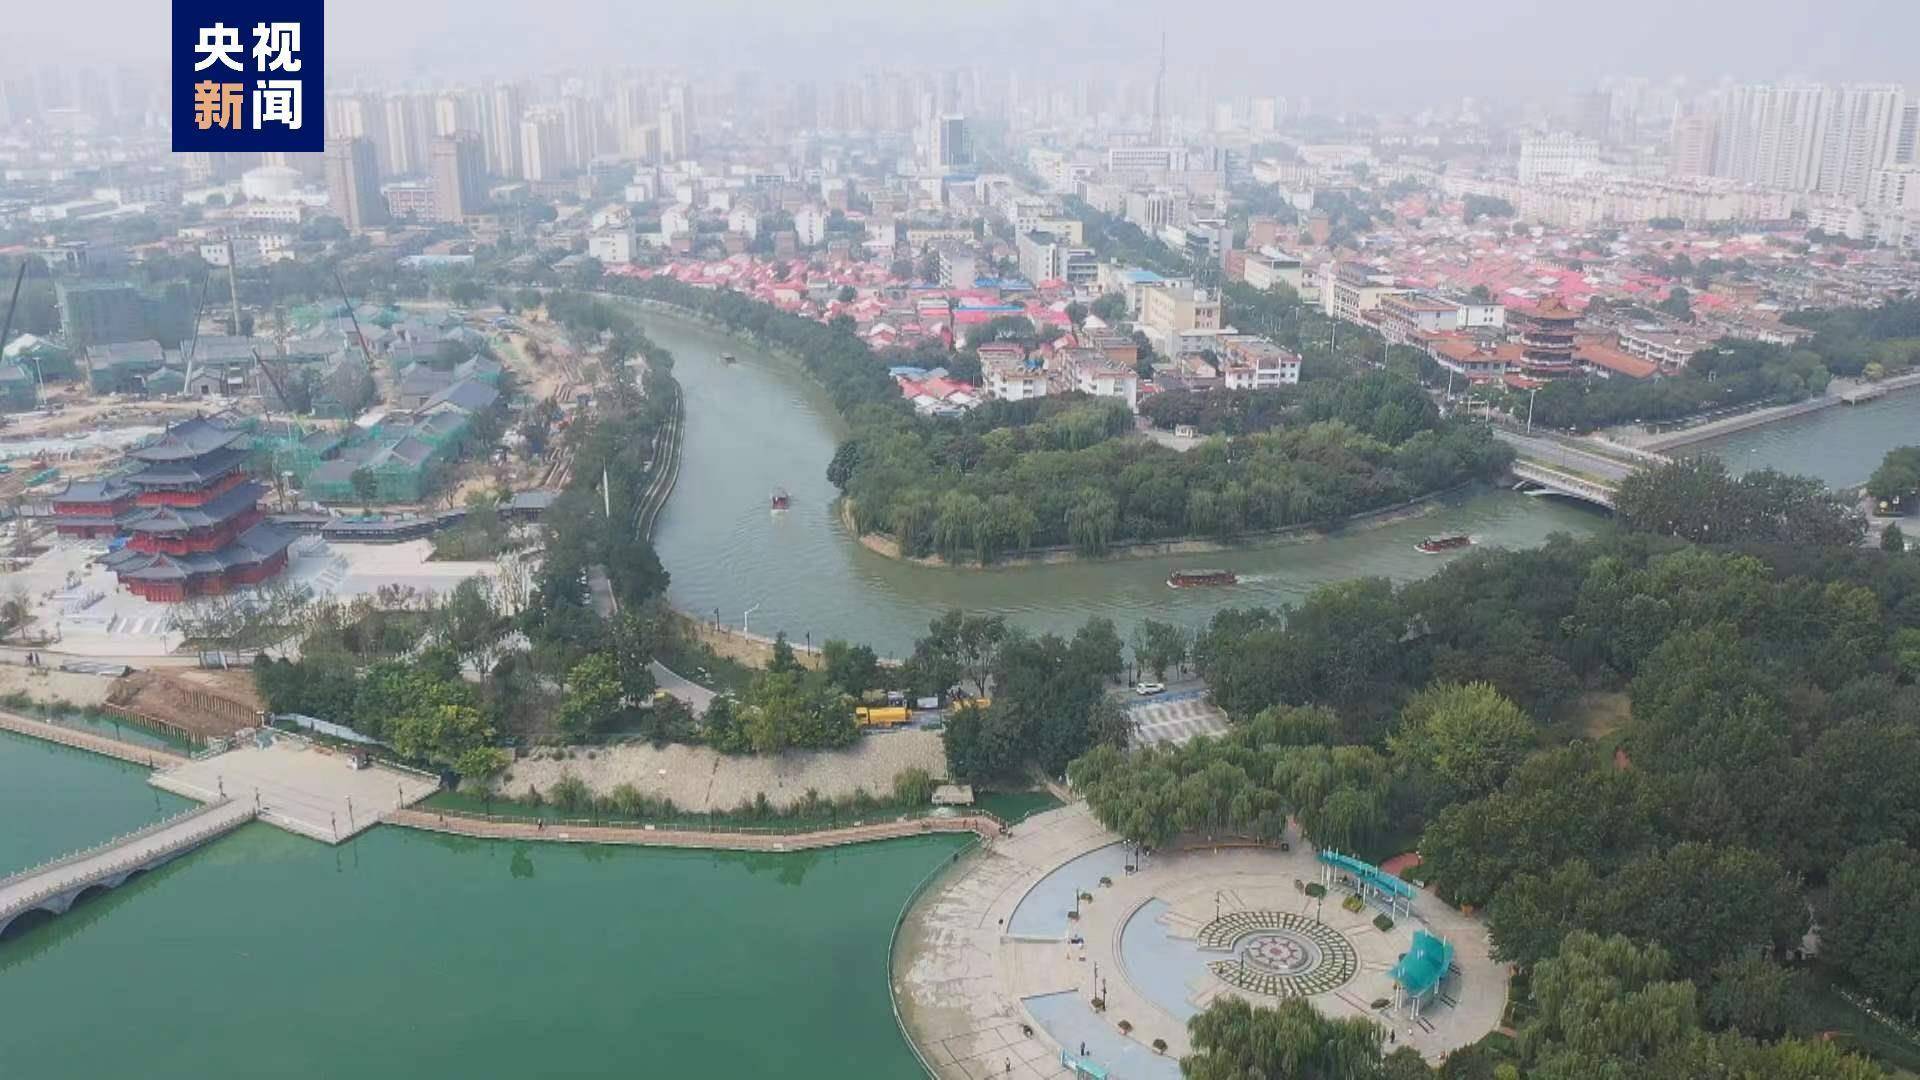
[{"xmin": 87, "ymin": 417, "xmax": 294, "ymax": 601}]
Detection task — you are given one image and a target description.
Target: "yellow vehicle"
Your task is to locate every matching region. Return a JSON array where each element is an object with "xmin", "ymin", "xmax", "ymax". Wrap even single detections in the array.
[
  {"xmin": 855, "ymin": 706, "xmax": 911, "ymax": 727},
  {"xmin": 953, "ymin": 697, "xmax": 991, "ymax": 711}
]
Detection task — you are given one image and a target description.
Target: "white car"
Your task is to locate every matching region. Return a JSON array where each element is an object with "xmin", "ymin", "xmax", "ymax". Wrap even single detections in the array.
[{"xmin": 1133, "ymin": 682, "xmax": 1166, "ymax": 696}]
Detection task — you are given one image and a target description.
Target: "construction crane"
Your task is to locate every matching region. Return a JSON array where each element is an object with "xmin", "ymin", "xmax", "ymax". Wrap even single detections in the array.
[
  {"xmin": 178, "ymin": 270, "xmax": 214, "ymax": 397},
  {"xmin": 250, "ymin": 348, "xmax": 297, "ymax": 413},
  {"xmin": 332, "ymin": 271, "xmax": 377, "ymax": 369}
]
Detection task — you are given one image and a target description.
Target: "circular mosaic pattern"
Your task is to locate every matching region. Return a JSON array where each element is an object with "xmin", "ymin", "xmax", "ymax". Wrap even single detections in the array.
[
  {"xmin": 1240, "ymin": 931, "xmax": 1321, "ymax": 976},
  {"xmin": 1196, "ymin": 910, "xmax": 1358, "ymax": 998}
]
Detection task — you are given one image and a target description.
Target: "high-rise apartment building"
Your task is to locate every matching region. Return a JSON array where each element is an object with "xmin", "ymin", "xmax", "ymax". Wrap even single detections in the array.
[
  {"xmin": 1711, "ymin": 84, "xmax": 1829, "ymax": 193},
  {"xmin": 1250, "ymin": 97, "xmax": 1277, "ymax": 134},
  {"xmin": 430, "ymin": 132, "xmax": 487, "ymax": 223},
  {"xmin": 930, "ymin": 113, "xmax": 968, "ymax": 173},
  {"xmin": 324, "ymin": 135, "xmax": 388, "ymax": 231},
  {"xmin": 1518, "ymin": 133, "xmax": 1598, "ymax": 183},
  {"xmin": 1817, "ymin": 84, "xmax": 1907, "ymax": 204},
  {"xmin": 658, "ymin": 84, "xmax": 692, "ymax": 162},
  {"xmin": 560, "ymin": 95, "xmax": 600, "ymax": 171},
  {"xmin": 519, "ymin": 109, "xmax": 565, "ymax": 181},
  {"xmin": 1668, "ymin": 111, "xmax": 1718, "ymax": 177},
  {"xmin": 381, "ymin": 92, "xmax": 435, "ymax": 176},
  {"xmin": 485, "ymin": 84, "xmax": 524, "ymax": 179}
]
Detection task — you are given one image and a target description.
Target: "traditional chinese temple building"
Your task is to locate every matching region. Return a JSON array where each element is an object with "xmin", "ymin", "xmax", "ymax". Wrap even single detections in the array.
[
  {"xmin": 53, "ymin": 416, "xmax": 295, "ymax": 601},
  {"xmin": 1517, "ymin": 295, "xmax": 1581, "ymax": 379}
]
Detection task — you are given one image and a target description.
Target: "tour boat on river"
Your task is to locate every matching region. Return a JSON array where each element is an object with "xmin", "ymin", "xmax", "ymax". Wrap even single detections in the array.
[
  {"xmin": 722, "ymin": 352, "xmax": 737, "ymax": 364},
  {"xmin": 1167, "ymin": 568, "xmax": 1237, "ymax": 589},
  {"xmin": 1416, "ymin": 534, "xmax": 1473, "ymax": 554},
  {"xmin": 770, "ymin": 488, "xmax": 791, "ymax": 511}
]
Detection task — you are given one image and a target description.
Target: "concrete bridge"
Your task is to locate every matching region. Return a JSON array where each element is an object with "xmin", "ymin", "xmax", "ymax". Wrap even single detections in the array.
[
  {"xmin": 1492, "ymin": 430, "xmax": 1637, "ymax": 510},
  {"xmin": 1510, "ymin": 460, "xmax": 1619, "ymax": 509},
  {"xmin": 0, "ymin": 799, "xmax": 254, "ymax": 938}
]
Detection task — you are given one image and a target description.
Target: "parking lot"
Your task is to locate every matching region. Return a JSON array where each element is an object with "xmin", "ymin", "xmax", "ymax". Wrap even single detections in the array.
[{"xmin": 1123, "ymin": 686, "xmax": 1230, "ymax": 747}]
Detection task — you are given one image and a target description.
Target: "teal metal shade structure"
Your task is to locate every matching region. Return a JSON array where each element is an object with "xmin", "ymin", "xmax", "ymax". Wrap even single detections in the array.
[
  {"xmin": 1317, "ymin": 849, "xmax": 1417, "ymax": 917},
  {"xmin": 1390, "ymin": 930, "xmax": 1454, "ymax": 999}
]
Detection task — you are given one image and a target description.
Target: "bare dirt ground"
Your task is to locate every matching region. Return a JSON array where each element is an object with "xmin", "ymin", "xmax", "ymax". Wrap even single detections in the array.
[
  {"xmin": 496, "ymin": 729, "xmax": 947, "ymax": 812},
  {"xmin": 0, "ymin": 393, "xmax": 207, "ymax": 440},
  {"xmin": 0, "ymin": 664, "xmax": 117, "ymax": 708},
  {"xmin": 105, "ymin": 669, "xmax": 262, "ymax": 738}
]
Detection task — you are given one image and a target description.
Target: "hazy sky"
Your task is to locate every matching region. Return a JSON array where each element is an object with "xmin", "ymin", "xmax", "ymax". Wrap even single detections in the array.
[{"xmin": 13, "ymin": 0, "xmax": 1919, "ymax": 101}]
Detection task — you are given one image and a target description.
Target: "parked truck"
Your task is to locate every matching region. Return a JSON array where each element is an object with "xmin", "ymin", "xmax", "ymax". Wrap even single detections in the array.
[{"xmin": 855, "ymin": 705, "xmax": 911, "ymax": 728}]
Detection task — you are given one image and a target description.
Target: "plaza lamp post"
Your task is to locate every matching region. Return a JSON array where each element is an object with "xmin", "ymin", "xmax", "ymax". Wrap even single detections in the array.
[{"xmin": 1525, "ymin": 385, "xmax": 1539, "ymax": 435}]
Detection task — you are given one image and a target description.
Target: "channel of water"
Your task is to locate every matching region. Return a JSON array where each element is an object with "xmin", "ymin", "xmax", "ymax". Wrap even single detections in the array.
[{"xmin": 637, "ymin": 307, "xmax": 1605, "ymax": 657}]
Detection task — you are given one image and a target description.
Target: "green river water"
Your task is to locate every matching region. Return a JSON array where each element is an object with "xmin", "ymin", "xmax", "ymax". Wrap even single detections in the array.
[
  {"xmin": 0, "ymin": 729, "xmax": 191, "ymax": 877},
  {"xmin": 1679, "ymin": 387, "xmax": 1920, "ymax": 488},
  {"xmin": 0, "ymin": 733, "xmax": 966, "ymax": 1078}
]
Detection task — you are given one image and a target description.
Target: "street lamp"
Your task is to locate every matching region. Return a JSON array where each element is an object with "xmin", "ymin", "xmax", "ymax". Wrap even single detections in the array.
[
  {"xmin": 742, "ymin": 603, "xmax": 760, "ymax": 636},
  {"xmin": 1525, "ymin": 385, "xmax": 1539, "ymax": 435}
]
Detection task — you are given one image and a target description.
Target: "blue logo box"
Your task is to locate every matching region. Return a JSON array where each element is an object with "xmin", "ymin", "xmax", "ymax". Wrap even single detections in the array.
[{"xmin": 171, "ymin": 0, "xmax": 325, "ymax": 152}]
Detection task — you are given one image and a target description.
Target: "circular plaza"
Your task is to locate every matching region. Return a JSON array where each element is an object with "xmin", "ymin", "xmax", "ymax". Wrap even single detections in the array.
[{"xmin": 891, "ymin": 802, "xmax": 1506, "ymax": 1080}]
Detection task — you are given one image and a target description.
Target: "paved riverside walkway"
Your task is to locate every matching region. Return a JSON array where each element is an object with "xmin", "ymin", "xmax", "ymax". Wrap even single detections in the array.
[
  {"xmin": 386, "ymin": 809, "xmax": 1002, "ymax": 852},
  {"xmin": 154, "ymin": 737, "xmax": 442, "ymax": 845},
  {"xmin": 0, "ymin": 799, "xmax": 255, "ymax": 936},
  {"xmin": 0, "ymin": 710, "xmax": 188, "ymax": 769}
]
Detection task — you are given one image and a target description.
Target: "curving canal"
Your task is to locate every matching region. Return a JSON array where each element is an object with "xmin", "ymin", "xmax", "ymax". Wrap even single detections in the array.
[{"xmin": 638, "ymin": 307, "xmax": 1604, "ymax": 657}]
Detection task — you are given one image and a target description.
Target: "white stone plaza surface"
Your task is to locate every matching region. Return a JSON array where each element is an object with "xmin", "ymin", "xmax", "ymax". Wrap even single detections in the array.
[
  {"xmin": 152, "ymin": 733, "xmax": 440, "ymax": 843},
  {"xmin": 893, "ymin": 803, "xmax": 1506, "ymax": 1079},
  {"xmin": 0, "ymin": 536, "xmax": 500, "ymax": 659}
]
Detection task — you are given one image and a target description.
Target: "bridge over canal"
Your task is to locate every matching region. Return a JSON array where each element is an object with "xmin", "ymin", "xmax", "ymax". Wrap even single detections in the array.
[{"xmin": 0, "ymin": 799, "xmax": 254, "ymax": 937}]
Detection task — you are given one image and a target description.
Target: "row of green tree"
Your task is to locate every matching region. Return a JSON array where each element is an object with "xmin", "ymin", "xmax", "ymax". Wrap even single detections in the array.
[
  {"xmin": 1526, "ymin": 337, "xmax": 1832, "ymax": 431},
  {"xmin": 1076, "ymin": 507, "xmax": 1920, "ymax": 1053}
]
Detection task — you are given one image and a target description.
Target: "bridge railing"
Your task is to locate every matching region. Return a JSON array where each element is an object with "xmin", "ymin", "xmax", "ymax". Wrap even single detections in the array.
[
  {"xmin": 0, "ymin": 812, "xmax": 252, "ymax": 922},
  {"xmin": 0, "ymin": 799, "xmax": 233, "ymax": 894}
]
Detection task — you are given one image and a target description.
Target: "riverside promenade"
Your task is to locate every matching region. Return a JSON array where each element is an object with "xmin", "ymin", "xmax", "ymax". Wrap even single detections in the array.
[
  {"xmin": 386, "ymin": 808, "xmax": 1004, "ymax": 852},
  {"xmin": 0, "ymin": 710, "xmax": 187, "ymax": 769}
]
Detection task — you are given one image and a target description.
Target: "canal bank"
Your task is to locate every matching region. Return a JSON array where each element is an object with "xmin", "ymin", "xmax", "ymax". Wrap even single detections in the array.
[
  {"xmin": 1635, "ymin": 372, "xmax": 1920, "ymax": 457},
  {"xmin": 1678, "ymin": 381, "xmax": 1920, "ymax": 489},
  {"xmin": 630, "ymin": 304, "xmax": 1603, "ymax": 657}
]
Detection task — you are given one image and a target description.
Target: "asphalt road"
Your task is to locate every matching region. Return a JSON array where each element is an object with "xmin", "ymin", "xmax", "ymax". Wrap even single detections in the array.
[{"xmin": 1494, "ymin": 429, "xmax": 1640, "ymax": 483}]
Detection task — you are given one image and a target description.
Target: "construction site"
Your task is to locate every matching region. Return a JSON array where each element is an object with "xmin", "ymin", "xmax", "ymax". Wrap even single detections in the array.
[{"xmin": 0, "ymin": 245, "xmax": 587, "ymax": 663}]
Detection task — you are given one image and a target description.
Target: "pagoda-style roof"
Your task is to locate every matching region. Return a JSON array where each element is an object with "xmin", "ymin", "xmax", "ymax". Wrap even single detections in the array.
[
  {"xmin": 1525, "ymin": 295, "xmax": 1580, "ymax": 324},
  {"xmin": 126, "ymin": 445, "xmax": 250, "ymax": 488},
  {"xmin": 52, "ymin": 478, "xmax": 136, "ymax": 505},
  {"xmin": 123, "ymin": 482, "xmax": 267, "ymax": 534},
  {"xmin": 107, "ymin": 523, "xmax": 294, "ymax": 580},
  {"xmin": 128, "ymin": 417, "xmax": 245, "ymax": 462}
]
